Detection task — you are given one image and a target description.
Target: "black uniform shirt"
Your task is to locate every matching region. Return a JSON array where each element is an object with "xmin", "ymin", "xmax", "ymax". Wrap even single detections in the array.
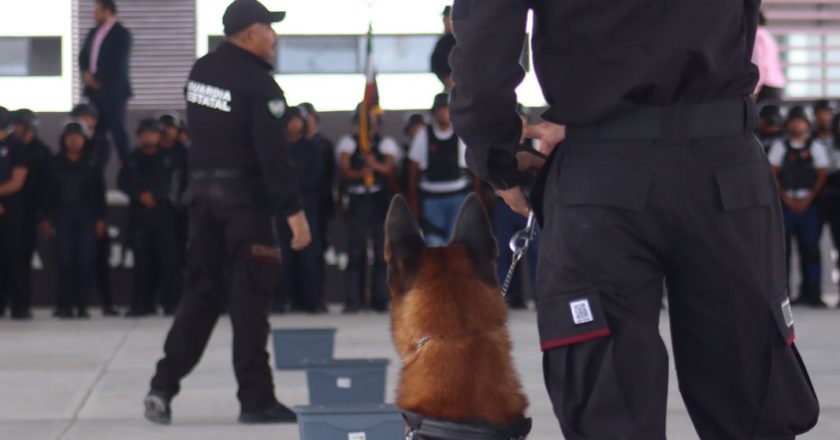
[
  {"xmin": 449, "ymin": 0, "xmax": 761, "ymax": 188},
  {"xmin": 0, "ymin": 135, "xmax": 25, "ymax": 206},
  {"xmin": 43, "ymin": 153, "xmax": 106, "ymax": 221},
  {"xmin": 119, "ymin": 148, "xmax": 174, "ymax": 208},
  {"xmin": 20, "ymin": 137, "xmax": 52, "ymax": 212},
  {"xmin": 431, "ymin": 33, "xmax": 456, "ymax": 83},
  {"xmin": 185, "ymin": 41, "xmax": 302, "ymax": 216}
]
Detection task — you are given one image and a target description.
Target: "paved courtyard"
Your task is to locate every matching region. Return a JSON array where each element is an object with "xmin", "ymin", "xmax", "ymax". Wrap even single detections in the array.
[{"xmin": 0, "ymin": 304, "xmax": 837, "ymax": 440}]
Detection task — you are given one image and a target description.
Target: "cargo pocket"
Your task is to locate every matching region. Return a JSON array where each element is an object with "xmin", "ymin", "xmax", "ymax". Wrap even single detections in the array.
[
  {"xmin": 753, "ymin": 295, "xmax": 819, "ymax": 437},
  {"xmin": 714, "ymin": 162, "xmax": 773, "ymax": 211},
  {"xmin": 242, "ymin": 242, "xmax": 283, "ymax": 299},
  {"xmin": 557, "ymin": 164, "xmax": 652, "ymax": 211},
  {"xmin": 539, "ymin": 290, "xmax": 635, "ymax": 438}
]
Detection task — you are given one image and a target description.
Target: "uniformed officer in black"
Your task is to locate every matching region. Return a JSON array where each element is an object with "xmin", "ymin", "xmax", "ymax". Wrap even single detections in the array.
[
  {"xmin": 758, "ymin": 104, "xmax": 786, "ymax": 154},
  {"xmin": 119, "ymin": 118, "xmax": 180, "ymax": 316},
  {"xmin": 10, "ymin": 109, "xmax": 52, "ymax": 311},
  {"xmin": 71, "ymin": 103, "xmax": 118, "ymax": 316},
  {"xmin": 158, "ymin": 112, "xmax": 189, "ymax": 305},
  {"xmin": 430, "ymin": 6, "xmax": 455, "ymax": 90},
  {"xmin": 450, "ymin": 1, "xmax": 819, "ymax": 439},
  {"xmin": 0, "ymin": 107, "xmax": 31, "ymax": 320},
  {"xmin": 144, "ymin": 0, "xmax": 311, "ymax": 425}
]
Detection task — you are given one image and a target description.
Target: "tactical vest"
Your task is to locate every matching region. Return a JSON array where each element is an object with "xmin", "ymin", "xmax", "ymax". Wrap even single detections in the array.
[
  {"xmin": 347, "ymin": 134, "xmax": 388, "ymax": 192},
  {"xmin": 779, "ymin": 140, "xmax": 818, "ymax": 192},
  {"xmin": 422, "ymin": 125, "xmax": 463, "ymax": 183}
]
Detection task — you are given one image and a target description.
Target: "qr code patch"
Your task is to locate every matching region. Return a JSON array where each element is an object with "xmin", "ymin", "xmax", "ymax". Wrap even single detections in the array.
[{"xmin": 569, "ymin": 299, "xmax": 594, "ymax": 325}]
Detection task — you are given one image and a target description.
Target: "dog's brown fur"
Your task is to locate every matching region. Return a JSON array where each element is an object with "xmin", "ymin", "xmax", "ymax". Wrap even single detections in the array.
[{"xmin": 385, "ymin": 195, "xmax": 528, "ymax": 426}]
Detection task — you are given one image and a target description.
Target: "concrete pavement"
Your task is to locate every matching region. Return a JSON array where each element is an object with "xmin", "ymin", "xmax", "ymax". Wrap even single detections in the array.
[{"xmin": 0, "ymin": 306, "xmax": 837, "ymax": 440}]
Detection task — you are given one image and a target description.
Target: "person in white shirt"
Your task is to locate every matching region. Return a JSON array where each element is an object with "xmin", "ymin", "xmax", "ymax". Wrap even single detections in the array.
[
  {"xmin": 407, "ymin": 93, "xmax": 477, "ymax": 246},
  {"xmin": 768, "ymin": 106, "xmax": 828, "ymax": 307},
  {"xmin": 335, "ymin": 105, "xmax": 400, "ymax": 313}
]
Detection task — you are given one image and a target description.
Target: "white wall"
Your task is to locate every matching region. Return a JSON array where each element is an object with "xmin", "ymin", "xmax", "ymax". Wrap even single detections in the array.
[
  {"xmin": 195, "ymin": 0, "xmax": 547, "ymax": 111},
  {"xmin": 0, "ymin": 0, "xmax": 74, "ymax": 112}
]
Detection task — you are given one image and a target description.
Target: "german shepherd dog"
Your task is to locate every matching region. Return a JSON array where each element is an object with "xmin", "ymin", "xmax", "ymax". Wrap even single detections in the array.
[{"xmin": 384, "ymin": 194, "xmax": 531, "ymax": 439}]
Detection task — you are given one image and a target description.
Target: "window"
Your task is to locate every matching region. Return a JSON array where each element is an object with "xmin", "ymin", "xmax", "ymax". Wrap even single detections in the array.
[
  {"xmin": 0, "ymin": 37, "xmax": 61, "ymax": 76},
  {"xmin": 368, "ymin": 35, "xmax": 438, "ymax": 73},
  {"xmin": 279, "ymin": 35, "xmax": 360, "ymax": 74}
]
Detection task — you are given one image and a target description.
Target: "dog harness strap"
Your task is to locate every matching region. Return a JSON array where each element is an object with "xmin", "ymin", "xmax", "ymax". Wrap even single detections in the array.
[{"xmin": 402, "ymin": 412, "xmax": 533, "ymax": 440}]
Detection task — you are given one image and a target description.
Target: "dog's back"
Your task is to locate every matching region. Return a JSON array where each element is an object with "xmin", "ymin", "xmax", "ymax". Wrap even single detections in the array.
[{"xmin": 385, "ymin": 195, "xmax": 528, "ymax": 426}]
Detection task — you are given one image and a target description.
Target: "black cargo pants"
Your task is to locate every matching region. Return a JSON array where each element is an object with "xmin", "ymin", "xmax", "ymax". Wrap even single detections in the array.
[
  {"xmin": 535, "ymin": 99, "xmax": 819, "ymax": 440},
  {"xmin": 150, "ymin": 181, "xmax": 282, "ymax": 411}
]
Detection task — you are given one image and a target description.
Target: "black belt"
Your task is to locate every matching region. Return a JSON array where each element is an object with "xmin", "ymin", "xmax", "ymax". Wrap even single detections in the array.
[
  {"xmin": 566, "ymin": 97, "xmax": 756, "ymax": 142},
  {"xmin": 403, "ymin": 411, "xmax": 532, "ymax": 440},
  {"xmin": 190, "ymin": 169, "xmax": 245, "ymax": 180}
]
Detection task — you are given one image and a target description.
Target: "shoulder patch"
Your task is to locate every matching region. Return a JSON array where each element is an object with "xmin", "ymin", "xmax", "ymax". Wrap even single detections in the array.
[{"xmin": 268, "ymin": 99, "xmax": 287, "ymax": 119}]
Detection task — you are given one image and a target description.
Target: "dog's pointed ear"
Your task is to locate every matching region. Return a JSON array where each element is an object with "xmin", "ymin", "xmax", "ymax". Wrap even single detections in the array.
[
  {"xmin": 385, "ymin": 195, "xmax": 425, "ymax": 270},
  {"xmin": 450, "ymin": 193, "xmax": 498, "ymax": 278}
]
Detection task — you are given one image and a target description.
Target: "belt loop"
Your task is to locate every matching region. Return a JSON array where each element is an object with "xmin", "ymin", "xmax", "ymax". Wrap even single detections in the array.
[{"xmin": 743, "ymin": 96, "xmax": 757, "ymax": 134}]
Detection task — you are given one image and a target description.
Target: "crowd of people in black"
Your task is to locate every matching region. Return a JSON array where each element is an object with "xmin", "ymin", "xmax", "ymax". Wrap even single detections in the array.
[
  {"xmin": 0, "ymin": 91, "xmax": 543, "ymax": 320},
  {"xmin": 5, "ymin": 95, "xmax": 840, "ymax": 320}
]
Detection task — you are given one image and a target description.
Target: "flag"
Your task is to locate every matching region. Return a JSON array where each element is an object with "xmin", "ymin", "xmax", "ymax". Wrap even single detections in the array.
[{"xmin": 358, "ymin": 23, "xmax": 381, "ymax": 187}]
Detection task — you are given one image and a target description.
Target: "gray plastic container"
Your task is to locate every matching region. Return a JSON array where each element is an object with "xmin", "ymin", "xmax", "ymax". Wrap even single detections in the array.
[
  {"xmin": 271, "ymin": 328, "xmax": 336, "ymax": 369},
  {"xmin": 305, "ymin": 358, "xmax": 390, "ymax": 405},
  {"xmin": 295, "ymin": 404, "xmax": 404, "ymax": 440}
]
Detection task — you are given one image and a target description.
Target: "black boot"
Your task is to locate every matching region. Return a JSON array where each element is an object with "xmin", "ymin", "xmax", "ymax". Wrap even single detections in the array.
[
  {"xmin": 143, "ymin": 390, "xmax": 172, "ymax": 425},
  {"xmin": 239, "ymin": 402, "xmax": 297, "ymax": 424}
]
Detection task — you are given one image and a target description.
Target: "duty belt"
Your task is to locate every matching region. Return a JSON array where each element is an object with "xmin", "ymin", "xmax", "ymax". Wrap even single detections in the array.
[
  {"xmin": 190, "ymin": 169, "xmax": 245, "ymax": 180},
  {"xmin": 403, "ymin": 411, "xmax": 532, "ymax": 440},
  {"xmin": 565, "ymin": 97, "xmax": 756, "ymax": 142}
]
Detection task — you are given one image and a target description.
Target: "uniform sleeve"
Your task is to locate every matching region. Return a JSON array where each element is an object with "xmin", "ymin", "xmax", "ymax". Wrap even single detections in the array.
[
  {"xmin": 93, "ymin": 166, "xmax": 107, "ymax": 219},
  {"xmin": 767, "ymin": 141, "xmax": 785, "ymax": 167},
  {"xmin": 10, "ymin": 143, "xmax": 27, "ymax": 170},
  {"xmin": 408, "ymin": 129, "xmax": 428, "ymax": 169},
  {"xmin": 813, "ymin": 140, "xmax": 831, "ymax": 169},
  {"xmin": 380, "ymin": 137, "xmax": 403, "ymax": 162},
  {"xmin": 250, "ymin": 83, "xmax": 303, "ymax": 217},
  {"xmin": 335, "ymin": 135, "xmax": 355, "ymax": 158},
  {"xmin": 449, "ymin": 0, "xmax": 529, "ymax": 189}
]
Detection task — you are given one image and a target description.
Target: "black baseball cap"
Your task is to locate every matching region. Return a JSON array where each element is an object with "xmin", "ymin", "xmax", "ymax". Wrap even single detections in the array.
[
  {"xmin": 11, "ymin": 109, "xmax": 39, "ymax": 130},
  {"xmin": 443, "ymin": 5, "xmax": 451, "ymax": 16},
  {"xmin": 71, "ymin": 103, "xmax": 98, "ymax": 119},
  {"xmin": 136, "ymin": 118, "xmax": 163, "ymax": 135},
  {"xmin": 223, "ymin": 0, "xmax": 286, "ymax": 36},
  {"xmin": 431, "ymin": 93, "xmax": 450, "ymax": 112},
  {"xmin": 62, "ymin": 119, "xmax": 88, "ymax": 137},
  {"xmin": 786, "ymin": 106, "xmax": 811, "ymax": 126}
]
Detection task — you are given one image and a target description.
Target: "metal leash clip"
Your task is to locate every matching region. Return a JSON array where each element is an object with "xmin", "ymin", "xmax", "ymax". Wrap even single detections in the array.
[{"xmin": 501, "ymin": 211, "xmax": 537, "ymax": 297}]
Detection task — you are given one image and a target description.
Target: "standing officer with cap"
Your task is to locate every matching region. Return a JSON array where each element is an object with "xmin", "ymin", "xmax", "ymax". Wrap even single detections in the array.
[
  {"xmin": 144, "ymin": 0, "xmax": 310, "ymax": 425},
  {"xmin": 450, "ymin": 0, "xmax": 819, "ymax": 439}
]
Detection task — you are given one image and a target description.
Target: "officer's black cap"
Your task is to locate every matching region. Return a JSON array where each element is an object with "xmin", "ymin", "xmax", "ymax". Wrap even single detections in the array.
[
  {"xmin": 298, "ymin": 102, "xmax": 319, "ymax": 121},
  {"xmin": 223, "ymin": 0, "xmax": 286, "ymax": 36},
  {"xmin": 11, "ymin": 109, "xmax": 38, "ymax": 130},
  {"xmin": 443, "ymin": 5, "xmax": 451, "ymax": 16},
  {"xmin": 157, "ymin": 112, "xmax": 181, "ymax": 128},
  {"xmin": 70, "ymin": 103, "xmax": 98, "ymax": 119},
  {"xmin": 786, "ymin": 106, "xmax": 811, "ymax": 126},
  {"xmin": 759, "ymin": 105, "xmax": 784, "ymax": 127},
  {"xmin": 404, "ymin": 113, "xmax": 426, "ymax": 135},
  {"xmin": 814, "ymin": 99, "xmax": 834, "ymax": 114},
  {"xmin": 62, "ymin": 119, "xmax": 88, "ymax": 137},
  {"xmin": 0, "ymin": 107, "xmax": 11, "ymax": 129},
  {"xmin": 431, "ymin": 93, "xmax": 450, "ymax": 112},
  {"xmin": 136, "ymin": 118, "xmax": 163, "ymax": 135}
]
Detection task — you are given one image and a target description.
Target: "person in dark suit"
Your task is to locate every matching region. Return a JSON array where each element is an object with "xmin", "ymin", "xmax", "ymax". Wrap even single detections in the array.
[
  {"xmin": 79, "ymin": 0, "xmax": 132, "ymax": 163},
  {"xmin": 430, "ymin": 6, "xmax": 455, "ymax": 90}
]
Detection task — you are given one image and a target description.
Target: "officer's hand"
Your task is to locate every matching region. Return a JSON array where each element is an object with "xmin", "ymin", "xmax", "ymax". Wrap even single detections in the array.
[
  {"xmin": 40, "ymin": 220, "xmax": 52, "ymax": 237},
  {"xmin": 523, "ymin": 122, "xmax": 566, "ymax": 156},
  {"xmin": 287, "ymin": 210, "xmax": 312, "ymax": 251},
  {"xmin": 140, "ymin": 192, "xmax": 156, "ymax": 209},
  {"xmin": 95, "ymin": 220, "xmax": 107, "ymax": 239},
  {"xmin": 515, "ymin": 150, "xmax": 547, "ymax": 174},
  {"xmin": 499, "ymin": 186, "xmax": 529, "ymax": 217}
]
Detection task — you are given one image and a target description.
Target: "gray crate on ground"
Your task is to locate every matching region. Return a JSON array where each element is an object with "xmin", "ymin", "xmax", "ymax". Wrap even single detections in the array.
[
  {"xmin": 295, "ymin": 404, "xmax": 404, "ymax": 440},
  {"xmin": 306, "ymin": 358, "xmax": 390, "ymax": 405},
  {"xmin": 271, "ymin": 328, "xmax": 337, "ymax": 369}
]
